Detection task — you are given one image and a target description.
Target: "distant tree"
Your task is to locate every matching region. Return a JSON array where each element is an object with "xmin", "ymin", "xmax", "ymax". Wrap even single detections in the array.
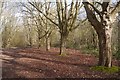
[
  {"xmin": 22, "ymin": 2, "xmax": 53, "ymax": 50},
  {"xmin": 23, "ymin": 16, "xmax": 33, "ymax": 47},
  {"xmin": 1, "ymin": 2, "xmax": 25, "ymax": 48},
  {"xmin": 2, "ymin": 16, "xmax": 15, "ymax": 48}
]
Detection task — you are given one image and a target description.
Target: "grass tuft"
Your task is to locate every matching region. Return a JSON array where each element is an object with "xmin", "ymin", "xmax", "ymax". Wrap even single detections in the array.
[
  {"xmin": 59, "ymin": 53, "xmax": 67, "ymax": 57},
  {"xmin": 90, "ymin": 66, "xmax": 120, "ymax": 73}
]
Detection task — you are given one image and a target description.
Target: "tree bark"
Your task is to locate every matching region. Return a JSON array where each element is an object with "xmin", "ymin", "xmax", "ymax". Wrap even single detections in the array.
[
  {"xmin": 103, "ymin": 11, "xmax": 112, "ymax": 67},
  {"xmin": 83, "ymin": 2, "xmax": 112, "ymax": 67},
  {"xmin": 45, "ymin": 36, "xmax": 50, "ymax": 51},
  {"xmin": 98, "ymin": 31, "xmax": 106, "ymax": 66},
  {"xmin": 98, "ymin": 29, "xmax": 112, "ymax": 67},
  {"xmin": 105, "ymin": 29, "xmax": 112, "ymax": 67},
  {"xmin": 38, "ymin": 38, "xmax": 41, "ymax": 48},
  {"xmin": 92, "ymin": 29, "xmax": 97, "ymax": 49},
  {"xmin": 59, "ymin": 33, "xmax": 68, "ymax": 55},
  {"xmin": 118, "ymin": 12, "xmax": 120, "ymax": 53},
  {"xmin": 29, "ymin": 36, "xmax": 32, "ymax": 47}
]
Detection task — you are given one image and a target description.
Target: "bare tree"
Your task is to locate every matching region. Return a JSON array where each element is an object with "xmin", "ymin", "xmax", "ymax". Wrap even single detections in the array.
[
  {"xmin": 29, "ymin": 0, "xmax": 83, "ymax": 55},
  {"xmin": 23, "ymin": 16, "xmax": 33, "ymax": 47},
  {"xmin": 21, "ymin": 2, "xmax": 53, "ymax": 50},
  {"xmin": 2, "ymin": 15, "xmax": 16, "ymax": 48},
  {"xmin": 83, "ymin": 0, "xmax": 120, "ymax": 67}
]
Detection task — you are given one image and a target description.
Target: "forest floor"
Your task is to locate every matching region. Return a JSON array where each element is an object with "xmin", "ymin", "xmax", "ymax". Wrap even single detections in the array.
[{"xmin": 1, "ymin": 47, "xmax": 120, "ymax": 79}]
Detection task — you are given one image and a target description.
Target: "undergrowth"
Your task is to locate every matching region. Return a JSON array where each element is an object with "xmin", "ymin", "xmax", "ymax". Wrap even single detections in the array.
[{"xmin": 90, "ymin": 66, "xmax": 120, "ymax": 74}]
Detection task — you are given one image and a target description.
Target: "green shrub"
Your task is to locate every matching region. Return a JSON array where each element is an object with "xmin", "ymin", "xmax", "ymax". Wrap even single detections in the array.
[
  {"xmin": 115, "ymin": 50, "xmax": 120, "ymax": 60},
  {"xmin": 81, "ymin": 48, "xmax": 99, "ymax": 56}
]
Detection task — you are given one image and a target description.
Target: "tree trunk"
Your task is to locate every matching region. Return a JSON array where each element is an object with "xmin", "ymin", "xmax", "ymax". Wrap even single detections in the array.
[
  {"xmin": 117, "ymin": 13, "xmax": 120, "ymax": 66},
  {"xmin": 28, "ymin": 26, "xmax": 32, "ymax": 47},
  {"xmin": 29, "ymin": 37, "xmax": 32, "ymax": 47},
  {"xmin": 38, "ymin": 39, "xmax": 41, "ymax": 48},
  {"xmin": 83, "ymin": 2, "xmax": 113, "ymax": 68},
  {"xmin": 98, "ymin": 28, "xmax": 112, "ymax": 67},
  {"xmin": 45, "ymin": 37, "xmax": 50, "ymax": 51},
  {"xmin": 105, "ymin": 28, "xmax": 112, "ymax": 67},
  {"xmin": 59, "ymin": 33, "xmax": 67, "ymax": 55},
  {"xmin": 92, "ymin": 30, "xmax": 97, "ymax": 49},
  {"xmin": 98, "ymin": 31, "xmax": 106, "ymax": 66},
  {"xmin": 118, "ymin": 13, "xmax": 120, "ymax": 53},
  {"xmin": 37, "ymin": 32, "xmax": 42, "ymax": 48}
]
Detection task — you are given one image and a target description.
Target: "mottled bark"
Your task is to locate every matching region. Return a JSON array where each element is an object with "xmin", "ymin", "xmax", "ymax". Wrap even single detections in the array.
[
  {"xmin": 83, "ymin": 2, "xmax": 112, "ymax": 67},
  {"xmin": 97, "ymin": 28, "xmax": 112, "ymax": 67},
  {"xmin": 118, "ymin": 12, "xmax": 120, "ymax": 53}
]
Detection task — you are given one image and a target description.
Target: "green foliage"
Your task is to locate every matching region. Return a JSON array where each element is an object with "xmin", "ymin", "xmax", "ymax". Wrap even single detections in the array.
[
  {"xmin": 59, "ymin": 51, "xmax": 69, "ymax": 57},
  {"xmin": 59, "ymin": 53, "xmax": 67, "ymax": 57},
  {"xmin": 115, "ymin": 50, "xmax": 120, "ymax": 60},
  {"xmin": 2, "ymin": 25, "xmax": 13, "ymax": 48},
  {"xmin": 90, "ymin": 66, "xmax": 120, "ymax": 74},
  {"xmin": 81, "ymin": 48, "xmax": 99, "ymax": 56},
  {"xmin": 10, "ymin": 31, "xmax": 27, "ymax": 47}
]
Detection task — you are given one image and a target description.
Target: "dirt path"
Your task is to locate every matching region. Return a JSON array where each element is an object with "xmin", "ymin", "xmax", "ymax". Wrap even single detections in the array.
[{"xmin": 1, "ymin": 47, "xmax": 119, "ymax": 78}]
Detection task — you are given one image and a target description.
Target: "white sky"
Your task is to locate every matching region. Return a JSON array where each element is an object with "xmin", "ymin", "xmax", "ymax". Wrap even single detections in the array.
[{"xmin": 0, "ymin": 0, "xmax": 117, "ymax": 2}]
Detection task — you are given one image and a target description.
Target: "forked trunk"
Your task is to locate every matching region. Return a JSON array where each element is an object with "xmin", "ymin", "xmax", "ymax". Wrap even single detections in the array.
[{"xmin": 83, "ymin": 1, "xmax": 113, "ymax": 68}]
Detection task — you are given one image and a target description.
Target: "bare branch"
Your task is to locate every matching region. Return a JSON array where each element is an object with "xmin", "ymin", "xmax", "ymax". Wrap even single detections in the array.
[
  {"xmin": 28, "ymin": 2, "xmax": 58, "ymax": 26},
  {"xmin": 86, "ymin": 2, "xmax": 102, "ymax": 17},
  {"xmin": 110, "ymin": 0, "xmax": 120, "ymax": 14}
]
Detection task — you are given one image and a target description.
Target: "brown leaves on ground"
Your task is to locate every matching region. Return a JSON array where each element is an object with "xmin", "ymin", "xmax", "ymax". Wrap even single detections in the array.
[{"xmin": 1, "ymin": 47, "xmax": 119, "ymax": 78}]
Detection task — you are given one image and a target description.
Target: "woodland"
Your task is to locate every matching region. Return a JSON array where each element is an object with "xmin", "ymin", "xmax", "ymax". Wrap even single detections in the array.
[{"xmin": 0, "ymin": 0, "xmax": 120, "ymax": 79}]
